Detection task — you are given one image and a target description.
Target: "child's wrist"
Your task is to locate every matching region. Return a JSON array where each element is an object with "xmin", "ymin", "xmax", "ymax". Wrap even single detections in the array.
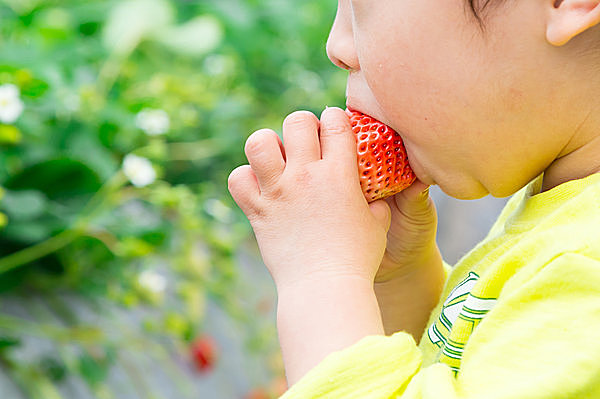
[
  {"xmin": 276, "ymin": 274, "xmax": 384, "ymax": 384},
  {"xmin": 375, "ymin": 241, "xmax": 441, "ymax": 284},
  {"xmin": 274, "ymin": 268, "xmax": 375, "ymax": 295},
  {"xmin": 374, "ymin": 252, "xmax": 445, "ymax": 338}
]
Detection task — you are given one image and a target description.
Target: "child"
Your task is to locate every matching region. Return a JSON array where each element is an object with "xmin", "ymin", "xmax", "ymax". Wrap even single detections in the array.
[{"xmin": 228, "ymin": 0, "xmax": 600, "ymax": 397}]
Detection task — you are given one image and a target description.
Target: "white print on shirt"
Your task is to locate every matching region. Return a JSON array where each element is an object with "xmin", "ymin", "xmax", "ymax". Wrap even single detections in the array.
[
  {"xmin": 428, "ymin": 271, "xmax": 498, "ymax": 374},
  {"xmin": 428, "ymin": 272, "xmax": 480, "ymax": 346}
]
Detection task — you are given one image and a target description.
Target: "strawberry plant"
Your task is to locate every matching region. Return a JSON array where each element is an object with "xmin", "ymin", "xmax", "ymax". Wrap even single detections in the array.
[{"xmin": 0, "ymin": 0, "xmax": 343, "ymax": 397}]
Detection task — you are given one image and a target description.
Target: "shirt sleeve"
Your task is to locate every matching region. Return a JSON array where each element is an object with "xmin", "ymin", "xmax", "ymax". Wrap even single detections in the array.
[
  {"xmin": 280, "ymin": 253, "xmax": 600, "ymax": 398},
  {"xmin": 280, "ymin": 332, "xmax": 422, "ymax": 398},
  {"xmin": 442, "ymin": 261, "xmax": 453, "ymax": 280}
]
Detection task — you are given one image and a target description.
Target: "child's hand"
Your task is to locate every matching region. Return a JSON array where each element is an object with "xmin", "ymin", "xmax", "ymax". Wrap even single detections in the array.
[
  {"xmin": 228, "ymin": 107, "xmax": 392, "ymax": 290},
  {"xmin": 375, "ymin": 180, "xmax": 441, "ymax": 283}
]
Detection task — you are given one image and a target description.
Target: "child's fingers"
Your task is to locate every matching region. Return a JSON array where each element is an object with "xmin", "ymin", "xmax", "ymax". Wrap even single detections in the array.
[
  {"xmin": 228, "ymin": 165, "xmax": 261, "ymax": 216},
  {"xmin": 319, "ymin": 107, "xmax": 356, "ymax": 167},
  {"xmin": 282, "ymin": 111, "xmax": 321, "ymax": 166},
  {"xmin": 369, "ymin": 199, "xmax": 392, "ymax": 232},
  {"xmin": 244, "ymin": 129, "xmax": 286, "ymax": 191}
]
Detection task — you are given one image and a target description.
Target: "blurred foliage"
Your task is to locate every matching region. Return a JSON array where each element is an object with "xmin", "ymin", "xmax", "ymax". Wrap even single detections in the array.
[{"xmin": 0, "ymin": 0, "xmax": 345, "ymax": 397}]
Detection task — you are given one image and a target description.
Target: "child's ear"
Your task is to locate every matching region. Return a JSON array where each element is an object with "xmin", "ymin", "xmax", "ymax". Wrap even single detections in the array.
[{"xmin": 546, "ymin": 0, "xmax": 600, "ymax": 45}]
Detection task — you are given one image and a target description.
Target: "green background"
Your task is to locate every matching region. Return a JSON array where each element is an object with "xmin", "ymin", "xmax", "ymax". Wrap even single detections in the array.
[{"xmin": 0, "ymin": 0, "xmax": 345, "ymax": 397}]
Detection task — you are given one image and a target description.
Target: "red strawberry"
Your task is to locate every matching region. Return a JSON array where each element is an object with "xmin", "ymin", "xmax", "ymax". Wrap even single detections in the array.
[
  {"xmin": 346, "ymin": 109, "xmax": 416, "ymax": 202},
  {"xmin": 191, "ymin": 335, "xmax": 218, "ymax": 372}
]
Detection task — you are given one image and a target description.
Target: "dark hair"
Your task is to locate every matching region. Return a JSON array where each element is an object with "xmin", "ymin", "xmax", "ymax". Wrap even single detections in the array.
[{"xmin": 470, "ymin": 0, "xmax": 562, "ymax": 17}]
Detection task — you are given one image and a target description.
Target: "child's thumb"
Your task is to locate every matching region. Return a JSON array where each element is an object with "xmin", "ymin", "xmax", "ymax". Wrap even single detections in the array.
[
  {"xmin": 369, "ymin": 199, "xmax": 392, "ymax": 231},
  {"xmin": 392, "ymin": 179, "xmax": 435, "ymax": 222}
]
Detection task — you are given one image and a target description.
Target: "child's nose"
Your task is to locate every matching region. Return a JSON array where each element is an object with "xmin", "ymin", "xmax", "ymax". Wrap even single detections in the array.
[{"xmin": 326, "ymin": 9, "xmax": 359, "ymax": 71}]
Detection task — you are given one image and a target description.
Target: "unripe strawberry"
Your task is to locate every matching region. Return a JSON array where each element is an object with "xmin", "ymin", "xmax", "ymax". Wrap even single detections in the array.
[
  {"xmin": 269, "ymin": 376, "xmax": 288, "ymax": 396},
  {"xmin": 347, "ymin": 109, "xmax": 416, "ymax": 202},
  {"xmin": 190, "ymin": 335, "xmax": 217, "ymax": 372},
  {"xmin": 244, "ymin": 387, "xmax": 271, "ymax": 399}
]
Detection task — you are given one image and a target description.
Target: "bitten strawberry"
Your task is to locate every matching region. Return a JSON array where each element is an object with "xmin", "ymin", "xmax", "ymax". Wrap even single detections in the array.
[
  {"xmin": 190, "ymin": 335, "xmax": 217, "ymax": 372},
  {"xmin": 346, "ymin": 109, "xmax": 416, "ymax": 202}
]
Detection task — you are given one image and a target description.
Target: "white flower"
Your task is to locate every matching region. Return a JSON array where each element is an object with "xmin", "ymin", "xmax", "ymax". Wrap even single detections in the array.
[
  {"xmin": 159, "ymin": 15, "xmax": 223, "ymax": 56},
  {"xmin": 138, "ymin": 270, "xmax": 167, "ymax": 294},
  {"xmin": 203, "ymin": 54, "xmax": 234, "ymax": 76},
  {"xmin": 135, "ymin": 108, "xmax": 170, "ymax": 135},
  {"xmin": 62, "ymin": 91, "xmax": 81, "ymax": 113},
  {"xmin": 0, "ymin": 84, "xmax": 25, "ymax": 124},
  {"xmin": 204, "ymin": 198, "xmax": 233, "ymax": 223},
  {"xmin": 122, "ymin": 154, "xmax": 156, "ymax": 187}
]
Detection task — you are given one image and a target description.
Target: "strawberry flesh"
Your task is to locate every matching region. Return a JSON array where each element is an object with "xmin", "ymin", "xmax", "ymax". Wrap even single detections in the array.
[{"xmin": 346, "ymin": 109, "xmax": 416, "ymax": 202}]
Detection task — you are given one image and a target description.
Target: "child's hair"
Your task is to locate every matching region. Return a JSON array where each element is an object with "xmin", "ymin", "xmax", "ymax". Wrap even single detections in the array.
[{"xmin": 469, "ymin": 0, "xmax": 563, "ymax": 21}]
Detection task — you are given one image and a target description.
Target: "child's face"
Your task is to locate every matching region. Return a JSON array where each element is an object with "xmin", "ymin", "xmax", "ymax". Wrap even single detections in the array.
[{"xmin": 328, "ymin": 0, "xmax": 574, "ymax": 199}]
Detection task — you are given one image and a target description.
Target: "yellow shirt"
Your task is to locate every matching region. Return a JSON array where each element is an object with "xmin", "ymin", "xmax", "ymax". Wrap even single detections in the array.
[{"xmin": 281, "ymin": 172, "xmax": 600, "ymax": 398}]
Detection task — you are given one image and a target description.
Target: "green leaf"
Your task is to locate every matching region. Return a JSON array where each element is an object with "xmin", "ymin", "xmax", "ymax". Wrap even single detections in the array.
[
  {"xmin": 1, "ymin": 189, "xmax": 47, "ymax": 221},
  {"xmin": 1, "ymin": 0, "xmax": 43, "ymax": 15},
  {"xmin": 78, "ymin": 352, "xmax": 109, "ymax": 387},
  {"xmin": 116, "ymin": 237, "xmax": 155, "ymax": 258},
  {"xmin": 39, "ymin": 356, "xmax": 67, "ymax": 382},
  {"xmin": 0, "ymin": 334, "xmax": 21, "ymax": 349},
  {"xmin": 0, "ymin": 125, "xmax": 22, "ymax": 145},
  {"xmin": 4, "ymin": 158, "xmax": 102, "ymax": 204},
  {"xmin": 67, "ymin": 131, "xmax": 119, "ymax": 180}
]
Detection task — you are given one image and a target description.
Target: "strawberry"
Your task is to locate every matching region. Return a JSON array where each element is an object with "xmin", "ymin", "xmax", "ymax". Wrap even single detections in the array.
[
  {"xmin": 346, "ymin": 109, "xmax": 416, "ymax": 202},
  {"xmin": 190, "ymin": 335, "xmax": 218, "ymax": 372},
  {"xmin": 269, "ymin": 376, "xmax": 288, "ymax": 396},
  {"xmin": 244, "ymin": 387, "xmax": 271, "ymax": 399}
]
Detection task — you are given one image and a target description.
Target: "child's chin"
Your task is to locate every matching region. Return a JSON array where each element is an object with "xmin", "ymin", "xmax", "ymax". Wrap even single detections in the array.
[{"xmin": 440, "ymin": 181, "xmax": 491, "ymax": 201}]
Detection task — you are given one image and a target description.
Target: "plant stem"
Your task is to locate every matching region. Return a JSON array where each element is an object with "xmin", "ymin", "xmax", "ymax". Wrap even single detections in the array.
[
  {"xmin": 0, "ymin": 173, "xmax": 126, "ymax": 275},
  {"xmin": 0, "ymin": 353, "xmax": 65, "ymax": 399},
  {"xmin": 0, "ymin": 229, "xmax": 81, "ymax": 275}
]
